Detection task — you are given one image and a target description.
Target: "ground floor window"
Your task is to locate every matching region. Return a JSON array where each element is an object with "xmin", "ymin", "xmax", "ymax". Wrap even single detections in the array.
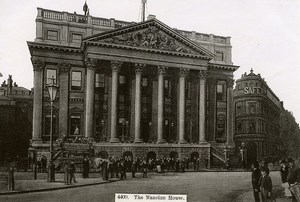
[{"xmin": 70, "ymin": 114, "xmax": 81, "ymax": 136}]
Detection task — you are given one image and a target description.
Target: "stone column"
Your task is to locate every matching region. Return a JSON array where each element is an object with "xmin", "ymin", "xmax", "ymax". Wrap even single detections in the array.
[
  {"xmin": 58, "ymin": 63, "xmax": 70, "ymax": 138},
  {"xmin": 199, "ymin": 70, "xmax": 207, "ymax": 143},
  {"xmin": 32, "ymin": 60, "xmax": 44, "ymax": 141},
  {"xmin": 110, "ymin": 61, "xmax": 122, "ymax": 143},
  {"xmin": 157, "ymin": 66, "xmax": 166, "ymax": 143},
  {"xmin": 178, "ymin": 68, "xmax": 189, "ymax": 144},
  {"xmin": 226, "ymin": 79, "xmax": 235, "ymax": 147},
  {"xmin": 134, "ymin": 63, "xmax": 144, "ymax": 143},
  {"xmin": 84, "ymin": 58, "xmax": 96, "ymax": 138}
]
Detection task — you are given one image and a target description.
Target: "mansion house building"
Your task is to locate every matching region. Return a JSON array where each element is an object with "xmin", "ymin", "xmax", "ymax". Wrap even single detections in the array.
[{"xmin": 28, "ymin": 7, "xmax": 239, "ymax": 165}]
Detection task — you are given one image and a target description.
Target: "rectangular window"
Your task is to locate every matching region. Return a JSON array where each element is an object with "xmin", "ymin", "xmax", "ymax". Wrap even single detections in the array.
[
  {"xmin": 46, "ymin": 69, "xmax": 57, "ymax": 85},
  {"xmin": 47, "ymin": 30, "xmax": 58, "ymax": 41},
  {"xmin": 72, "ymin": 33, "xmax": 82, "ymax": 43},
  {"xmin": 96, "ymin": 73, "xmax": 105, "ymax": 88},
  {"xmin": 215, "ymin": 51, "xmax": 224, "ymax": 61},
  {"xmin": 186, "ymin": 81, "xmax": 191, "ymax": 99},
  {"xmin": 71, "ymin": 71, "xmax": 82, "ymax": 90},
  {"xmin": 142, "ymin": 78, "xmax": 148, "ymax": 87},
  {"xmin": 216, "ymin": 83, "xmax": 225, "ymax": 101},
  {"xmin": 119, "ymin": 75, "xmax": 126, "ymax": 84},
  {"xmin": 70, "ymin": 115, "xmax": 81, "ymax": 135}
]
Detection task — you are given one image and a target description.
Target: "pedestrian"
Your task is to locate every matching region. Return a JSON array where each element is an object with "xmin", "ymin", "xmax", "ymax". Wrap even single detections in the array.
[
  {"xmin": 68, "ymin": 160, "xmax": 77, "ymax": 184},
  {"xmin": 102, "ymin": 159, "xmax": 108, "ymax": 181},
  {"xmin": 82, "ymin": 156, "xmax": 90, "ymax": 178},
  {"xmin": 141, "ymin": 160, "xmax": 148, "ymax": 178},
  {"xmin": 251, "ymin": 161, "xmax": 262, "ymax": 202},
  {"xmin": 120, "ymin": 161, "xmax": 126, "ymax": 180},
  {"xmin": 258, "ymin": 166, "xmax": 273, "ymax": 202},
  {"xmin": 286, "ymin": 158, "xmax": 300, "ymax": 202},
  {"xmin": 132, "ymin": 159, "xmax": 137, "ymax": 178},
  {"xmin": 37, "ymin": 158, "xmax": 42, "ymax": 172},
  {"xmin": 280, "ymin": 159, "xmax": 291, "ymax": 198}
]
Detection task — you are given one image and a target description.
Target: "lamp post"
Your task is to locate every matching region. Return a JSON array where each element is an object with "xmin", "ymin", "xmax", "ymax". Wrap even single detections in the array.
[
  {"xmin": 47, "ymin": 76, "xmax": 58, "ymax": 182},
  {"xmin": 240, "ymin": 142, "xmax": 246, "ymax": 168}
]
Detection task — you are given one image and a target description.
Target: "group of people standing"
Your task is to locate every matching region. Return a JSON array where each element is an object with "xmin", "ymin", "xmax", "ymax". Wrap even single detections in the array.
[{"xmin": 251, "ymin": 158, "xmax": 300, "ymax": 202}]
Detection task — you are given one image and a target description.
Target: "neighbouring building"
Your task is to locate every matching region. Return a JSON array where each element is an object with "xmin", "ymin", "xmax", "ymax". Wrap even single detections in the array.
[
  {"xmin": 27, "ymin": 5, "xmax": 239, "ymax": 167},
  {"xmin": 0, "ymin": 75, "xmax": 33, "ymax": 161},
  {"xmin": 233, "ymin": 69, "xmax": 283, "ymax": 165}
]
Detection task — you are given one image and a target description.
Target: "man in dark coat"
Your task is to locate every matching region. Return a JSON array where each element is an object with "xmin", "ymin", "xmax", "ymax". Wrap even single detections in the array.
[
  {"xmin": 68, "ymin": 161, "xmax": 77, "ymax": 184},
  {"xmin": 287, "ymin": 158, "xmax": 300, "ymax": 202},
  {"xmin": 131, "ymin": 159, "xmax": 137, "ymax": 178},
  {"xmin": 280, "ymin": 159, "xmax": 289, "ymax": 183},
  {"xmin": 251, "ymin": 161, "xmax": 262, "ymax": 202},
  {"xmin": 259, "ymin": 166, "xmax": 272, "ymax": 202},
  {"xmin": 82, "ymin": 157, "xmax": 90, "ymax": 178}
]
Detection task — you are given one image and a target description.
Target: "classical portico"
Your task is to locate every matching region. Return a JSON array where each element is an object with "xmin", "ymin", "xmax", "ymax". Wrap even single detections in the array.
[
  {"xmin": 28, "ymin": 10, "xmax": 239, "ymax": 166},
  {"xmin": 81, "ymin": 19, "xmax": 215, "ymax": 145}
]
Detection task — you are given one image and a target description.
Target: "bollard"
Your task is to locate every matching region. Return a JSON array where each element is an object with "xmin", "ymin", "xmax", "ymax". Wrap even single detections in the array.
[
  {"xmin": 8, "ymin": 167, "xmax": 15, "ymax": 191},
  {"xmin": 33, "ymin": 163, "xmax": 37, "ymax": 180}
]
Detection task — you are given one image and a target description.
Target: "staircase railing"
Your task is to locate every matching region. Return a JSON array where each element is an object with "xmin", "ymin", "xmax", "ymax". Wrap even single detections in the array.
[{"xmin": 211, "ymin": 146, "xmax": 226, "ymax": 163}]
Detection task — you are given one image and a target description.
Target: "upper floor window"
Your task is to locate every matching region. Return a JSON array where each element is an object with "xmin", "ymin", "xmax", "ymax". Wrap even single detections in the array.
[
  {"xmin": 96, "ymin": 73, "xmax": 105, "ymax": 88},
  {"xmin": 142, "ymin": 78, "xmax": 148, "ymax": 87},
  {"xmin": 47, "ymin": 30, "xmax": 58, "ymax": 41},
  {"xmin": 215, "ymin": 51, "xmax": 224, "ymax": 61},
  {"xmin": 46, "ymin": 69, "xmax": 57, "ymax": 85},
  {"xmin": 248, "ymin": 102, "xmax": 257, "ymax": 114},
  {"xmin": 71, "ymin": 33, "xmax": 82, "ymax": 43},
  {"xmin": 216, "ymin": 81, "xmax": 226, "ymax": 101},
  {"xmin": 236, "ymin": 101, "xmax": 244, "ymax": 115},
  {"xmin": 164, "ymin": 80, "xmax": 172, "ymax": 97},
  {"xmin": 186, "ymin": 81, "xmax": 191, "ymax": 99},
  {"xmin": 119, "ymin": 75, "xmax": 126, "ymax": 84},
  {"xmin": 71, "ymin": 71, "xmax": 82, "ymax": 90}
]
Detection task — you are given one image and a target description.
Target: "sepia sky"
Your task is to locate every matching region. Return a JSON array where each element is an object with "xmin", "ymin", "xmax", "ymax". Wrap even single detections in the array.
[{"xmin": 0, "ymin": 0, "xmax": 299, "ymax": 123}]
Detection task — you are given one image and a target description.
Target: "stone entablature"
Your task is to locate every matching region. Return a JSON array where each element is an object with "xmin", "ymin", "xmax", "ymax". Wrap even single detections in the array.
[{"xmin": 35, "ymin": 7, "xmax": 233, "ymax": 65}]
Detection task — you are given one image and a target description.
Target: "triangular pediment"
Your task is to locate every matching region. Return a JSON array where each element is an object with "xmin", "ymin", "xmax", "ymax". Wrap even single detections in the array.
[{"xmin": 83, "ymin": 19, "xmax": 214, "ymax": 60}]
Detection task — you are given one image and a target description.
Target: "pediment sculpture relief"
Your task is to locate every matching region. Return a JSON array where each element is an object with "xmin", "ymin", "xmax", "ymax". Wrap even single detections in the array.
[{"xmin": 101, "ymin": 26, "xmax": 197, "ymax": 54}]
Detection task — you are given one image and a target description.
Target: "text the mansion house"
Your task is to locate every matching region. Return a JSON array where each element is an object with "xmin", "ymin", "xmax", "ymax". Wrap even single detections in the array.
[{"xmin": 28, "ymin": 8, "xmax": 238, "ymax": 164}]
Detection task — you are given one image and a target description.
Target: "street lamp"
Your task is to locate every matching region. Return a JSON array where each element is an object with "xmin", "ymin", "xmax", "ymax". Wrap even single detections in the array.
[
  {"xmin": 240, "ymin": 142, "xmax": 246, "ymax": 168},
  {"xmin": 47, "ymin": 76, "xmax": 58, "ymax": 182}
]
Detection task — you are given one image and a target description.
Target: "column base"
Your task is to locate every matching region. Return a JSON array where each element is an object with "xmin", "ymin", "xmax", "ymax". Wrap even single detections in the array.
[
  {"xmin": 157, "ymin": 139, "xmax": 166, "ymax": 144},
  {"xmin": 134, "ymin": 138, "xmax": 143, "ymax": 143},
  {"xmin": 199, "ymin": 141, "xmax": 208, "ymax": 144},
  {"xmin": 179, "ymin": 139, "xmax": 188, "ymax": 144},
  {"xmin": 110, "ymin": 138, "xmax": 120, "ymax": 143}
]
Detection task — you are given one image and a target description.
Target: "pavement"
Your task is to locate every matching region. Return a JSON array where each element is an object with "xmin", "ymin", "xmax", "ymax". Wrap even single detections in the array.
[
  {"xmin": 236, "ymin": 187, "xmax": 292, "ymax": 202},
  {"xmin": 0, "ymin": 170, "xmax": 295, "ymax": 202},
  {"xmin": 0, "ymin": 172, "xmax": 119, "ymax": 195}
]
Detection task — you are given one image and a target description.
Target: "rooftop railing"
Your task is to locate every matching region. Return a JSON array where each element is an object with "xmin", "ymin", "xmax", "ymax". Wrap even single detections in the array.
[
  {"xmin": 39, "ymin": 8, "xmax": 133, "ymax": 28},
  {"xmin": 38, "ymin": 8, "xmax": 230, "ymax": 44}
]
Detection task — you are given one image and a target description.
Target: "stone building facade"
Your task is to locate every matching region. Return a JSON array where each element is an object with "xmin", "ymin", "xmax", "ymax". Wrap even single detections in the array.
[
  {"xmin": 0, "ymin": 75, "xmax": 33, "ymax": 160},
  {"xmin": 27, "ymin": 7, "xmax": 238, "ymax": 166},
  {"xmin": 233, "ymin": 69, "xmax": 283, "ymax": 164}
]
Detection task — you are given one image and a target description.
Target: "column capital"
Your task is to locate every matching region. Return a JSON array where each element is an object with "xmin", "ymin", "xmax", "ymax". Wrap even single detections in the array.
[
  {"xmin": 226, "ymin": 79, "xmax": 235, "ymax": 88},
  {"xmin": 158, "ymin": 65, "xmax": 167, "ymax": 76},
  {"xmin": 31, "ymin": 59, "xmax": 45, "ymax": 72},
  {"xmin": 198, "ymin": 70, "xmax": 208, "ymax": 80},
  {"xmin": 58, "ymin": 63, "xmax": 70, "ymax": 75},
  {"xmin": 85, "ymin": 57, "xmax": 97, "ymax": 70},
  {"xmin": 111, "ymin": 60, "xmax": 122, "ymax": 72},
  {"xmin": 179, "ymin": 68, "xmax": 189, "ymax": 78},
  {"xmin": 134, "ymin": 63, "xmax": 145, "ymax": 74}
]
